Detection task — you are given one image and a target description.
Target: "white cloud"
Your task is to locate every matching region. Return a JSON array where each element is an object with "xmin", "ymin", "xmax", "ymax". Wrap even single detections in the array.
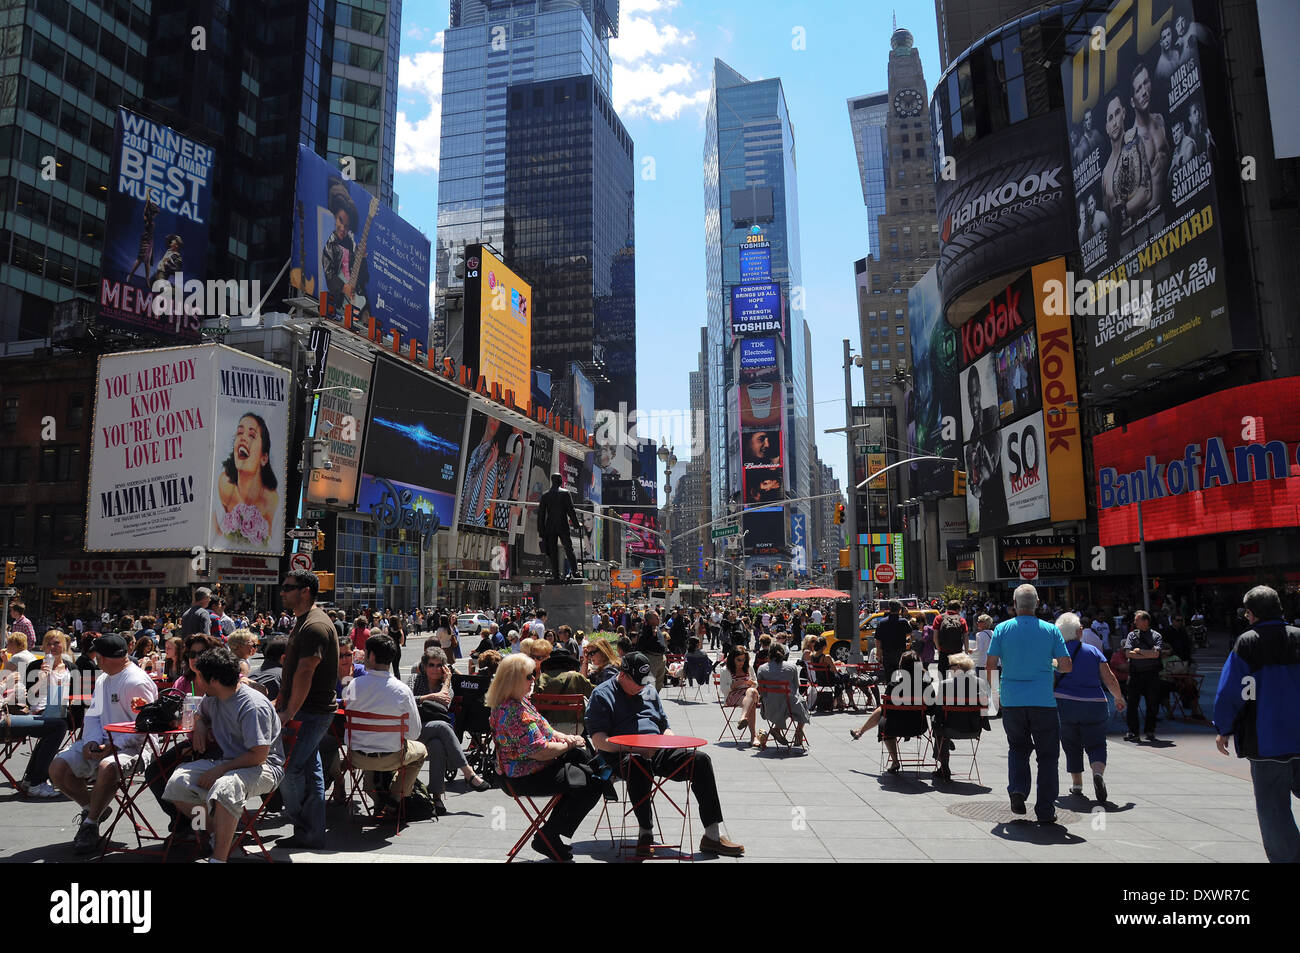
[
  {"xmin": 395, "ymin": 39, "xmax": 444, "ymax": 174},
  {"xmin": 610, "ymin": 0, "xmax": 709, "ymax": 122}
]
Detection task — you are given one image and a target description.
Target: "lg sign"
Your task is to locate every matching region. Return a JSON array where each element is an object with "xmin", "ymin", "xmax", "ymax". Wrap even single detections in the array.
[{"xmin": 1094, "ymin": 378, "xmax": 1300, "ymax": 547}]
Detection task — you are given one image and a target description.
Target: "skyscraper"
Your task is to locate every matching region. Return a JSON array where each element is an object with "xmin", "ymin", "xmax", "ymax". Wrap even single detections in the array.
[
  {"xmin": 933, "ymin": 0, "xmax": 1044, "ymax": 70},
  {"xmin": 503, "ymin": 73, "xmax": 635, "ymax": 414},
  {"xmin": 433, "ymin": 0, "xmax": 625, "ymax": 395},
  {"xmin": 0, "ymin": 1, "xmax": 151, "ymax": 340},
  {"xmin": 704, "ymin": 58, "xmax": 810, "ymax": 563},
  {"xmin": 847, "ymin": 92, "xmax": 890, "ymax": 258},
  {"xmin": 146, "ymin": 0, "xmax": 404, "ymax": 300}
]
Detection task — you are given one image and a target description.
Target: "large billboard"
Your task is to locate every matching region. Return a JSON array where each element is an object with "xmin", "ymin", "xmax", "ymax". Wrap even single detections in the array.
[
  {"xmin": 619, "ymin": 510, "xmax": 663, "ymax": 557},
  {"xmin": 98, "ymin": 109, "xmax": 215, "ymax": 340},
  {"xmin": 87, "ymin": 345, "xmax": 290, "ymax": 555},
  {"xmin": 463, "ymin": 245, "xmax": 532, "ymax": 407},
  {"xmin": 934, "ymin": 111, "xmax": 1075, "ymax": 322},
  {"xmin": 730, "ymin": 282, "xmax": 783, "ymax": 340},
  {"xmin": 570, "ymin": 362, "xmax": 596, "ymax": 436},
  {"xmin": 359, "ymin": 360, "xmax": 467, "ymax": 532},
  {"xmin": 905, "ymin": 266, "xmax": 960, "ymax": 496},
  {"xmin": 1063, "ymin": 0, "xmax": 1236, "ymax": 390},
  {"xmin": 306, "ymin": 348, "xmax": 372, "ymax": 508},
  {"xmin": 457, "ymin": 409, "xmax": 532, "ymax": 533},
  {"xmin": 959, "ymin": 260, "xmax": 1084, "ymax": 534},
  {"xmin": 291, "ymin": 145, "xmax": 432, "ymax": 352},
  {"xmin": 1094, "ymin": 378, "xmax": 1300, "ymax": 546}
]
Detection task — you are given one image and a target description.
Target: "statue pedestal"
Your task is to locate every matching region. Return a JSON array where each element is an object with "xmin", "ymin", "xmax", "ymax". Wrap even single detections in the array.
[{"xmin": 537, "ymin": 583, "xmax": 594, "ymax": 635}]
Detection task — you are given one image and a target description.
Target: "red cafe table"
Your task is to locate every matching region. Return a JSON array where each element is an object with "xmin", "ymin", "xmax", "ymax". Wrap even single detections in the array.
[
  {"xmin": 607, "ymin": 734, "xmax": 707, "ymax": 862},
  {"xmin": 96, "ymin": 722, "xmax": 190, "ymax": 861}
]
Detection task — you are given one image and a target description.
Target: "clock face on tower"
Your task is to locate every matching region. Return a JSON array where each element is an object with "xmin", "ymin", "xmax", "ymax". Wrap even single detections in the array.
[{"xmin": 893, "ymin": 88, "xmax": 923, "ymax": 118}]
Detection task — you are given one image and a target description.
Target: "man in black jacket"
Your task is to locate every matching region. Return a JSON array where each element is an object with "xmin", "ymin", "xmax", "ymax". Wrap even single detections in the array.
[
  {"xmin": 635, "ymin": 609, "xmax": 667, "ymax": 690},
  {"xmin": 537, "ymin": 473, "xmax": 581, "ymax": 582},
  {"xmin": 874, "ymin": 602, "xmax": 913, "ymax": 679}
]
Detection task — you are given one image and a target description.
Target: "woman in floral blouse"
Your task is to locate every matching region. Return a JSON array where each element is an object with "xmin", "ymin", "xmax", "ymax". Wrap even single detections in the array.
[{"xmin": 487, "ymin": 653, "xmax": 602, "ymax": 861}]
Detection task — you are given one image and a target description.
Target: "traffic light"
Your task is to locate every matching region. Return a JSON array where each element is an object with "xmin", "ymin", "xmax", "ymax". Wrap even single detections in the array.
[
  {"xmin": 953, "ymin": 469, "xmax": 967, "ymax": 496},
  {"xmin": 315, "ymin": 528, "xmax": 326, "ymax": 551},
  {"xmin": 316, "ymin": 572, "xmax": 335, "ymax": 592},
  {"xmin": 833, "ymin": 502, "xmax": 845, "ymax": 524},
  {"xmin": 3, "ymin": 560, "xmax": 13, "ymax": 586},
  {"xmin": 704, "ymin": 559, "xmax": 710, "ymax": 571}
]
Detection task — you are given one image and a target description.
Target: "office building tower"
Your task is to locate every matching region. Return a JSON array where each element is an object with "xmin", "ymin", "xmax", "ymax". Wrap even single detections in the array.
[
  {"xmin": 703, "ymin": 59, "xmax": 810, "ymax": 560},
  {"xmin": 0, "ymin": 0, "xmax": 151, "ymax": 340},
  {"xmin": 847, "ymin": 92, "xmax": 890, "ymax": 258},
  {"xmin": 145, "ymin": 0, "xmax": 404, "ymax": 306},
  {"xmin": 434, "ymin": 0, "xmax": 626, "ymax": 400},
  {"xmin": 933, "ymin": 0, "xmax": 1043, "ymax": 71}
]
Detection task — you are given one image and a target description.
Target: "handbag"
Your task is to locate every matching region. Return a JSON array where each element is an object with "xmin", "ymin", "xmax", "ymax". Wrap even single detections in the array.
[{"xmin": 134, "ymin": 687, "xmax": 185, "ymax": 733}]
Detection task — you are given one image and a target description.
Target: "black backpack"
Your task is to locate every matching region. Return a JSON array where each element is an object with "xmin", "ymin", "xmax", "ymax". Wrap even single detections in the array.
[{"xmin": 134, "ymin": 688, "xmax": 185, "ymax": 733}]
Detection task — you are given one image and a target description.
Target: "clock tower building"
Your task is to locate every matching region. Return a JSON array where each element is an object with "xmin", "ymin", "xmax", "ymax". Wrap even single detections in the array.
[{"xmin": 851, "ymin": 25, "xmax": 941, "ymax": 570}]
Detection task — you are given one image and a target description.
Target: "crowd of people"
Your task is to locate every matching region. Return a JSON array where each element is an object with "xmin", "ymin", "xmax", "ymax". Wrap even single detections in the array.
[{"xmin": 3, "ymin": 578, "xmax": 1296, "ymax": 864}]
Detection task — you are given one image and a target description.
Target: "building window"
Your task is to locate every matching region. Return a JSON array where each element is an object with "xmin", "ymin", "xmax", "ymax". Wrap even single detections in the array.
[
  {"xmin": 871, "ymin": 360, "xmax": 880, "ymax": 371},
  {"xmin": 66, "ymin": 392, "xmax": 85, "ymax": 429},
  {"xmin": 1, "ymin": 396, "xmax": 16, "ymax": 427},
  {"xmin": 0, "ymin": 506, "xmax": 26, "ymax": 548},
  {"xmin": 0, "ymin": 448, "xmax": 30, "ymax": 483},
  {"xmin": 896, "ymin": 325, "xmax": 905, "ymax": 336}
]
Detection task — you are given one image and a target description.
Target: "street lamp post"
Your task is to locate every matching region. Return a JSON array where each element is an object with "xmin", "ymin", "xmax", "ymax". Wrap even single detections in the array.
[{"xmin": 657, "ymin": 441, "xmax": 678, "ymax": 604}]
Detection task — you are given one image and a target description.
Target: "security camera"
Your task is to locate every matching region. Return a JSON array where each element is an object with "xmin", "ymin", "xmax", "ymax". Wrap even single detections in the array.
[
  {"xmin": 853, "ymin": 355, "xmax": 864, "ymax": 367},
  {"xmin": 219, "ymin": 313, "xmax": 230, "ymax": 329}
]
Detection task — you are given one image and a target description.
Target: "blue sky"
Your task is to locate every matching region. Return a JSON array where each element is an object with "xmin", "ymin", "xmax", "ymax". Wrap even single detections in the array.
[{"xmin": 392, "ymin": 1, "xmax": 944, "ymax": 489}]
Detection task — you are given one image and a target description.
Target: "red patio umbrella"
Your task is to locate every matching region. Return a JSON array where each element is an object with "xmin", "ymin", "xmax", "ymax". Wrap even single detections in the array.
[{"xmin": 761, "ymin": 587, "xmax": 848, "ymax": 600}]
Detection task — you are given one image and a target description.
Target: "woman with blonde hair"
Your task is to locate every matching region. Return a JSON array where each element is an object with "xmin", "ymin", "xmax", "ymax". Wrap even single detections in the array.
[
  {"xmin": 581, "ymin": 638, "xmax": 620, "ymax": 686},
  {"xmin": 487, "ymin": 653, "xmax": 602, "ymax": 861},
  {"xmin": 8, "ymin": 629, "xmax": 73, "ymax": 798},
  {"xmin": 227, "ymin": 629, "xmax": 259, "ymax": 677}
]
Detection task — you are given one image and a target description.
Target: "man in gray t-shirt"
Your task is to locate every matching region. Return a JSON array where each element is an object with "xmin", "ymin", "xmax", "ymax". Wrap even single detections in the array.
[{"xmin": 163, "ymin": 647, "xmax": 284, "ymax": 862}]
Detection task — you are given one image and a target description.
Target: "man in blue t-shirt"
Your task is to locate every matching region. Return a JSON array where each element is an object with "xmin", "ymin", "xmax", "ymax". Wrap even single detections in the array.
[
  {"xmin": 588, "ymin": 652, "xmax": 744, "ymax": 858},
  {"xmin": 986, "ymin": 584, "xmax": 1072, "ymax": 824}
]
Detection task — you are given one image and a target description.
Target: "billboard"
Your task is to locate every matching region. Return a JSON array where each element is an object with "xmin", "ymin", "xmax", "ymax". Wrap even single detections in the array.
[
  {"xmin": 306, "ymin": 348, "xmax": 372, "ymax": 508},
  {"xmin": 1062, "ymin": 0, "xmax": 1235, "ymax": 390},
  {"xmin": 514, "ymin": 431, "xmax": 552, "ymax": 577},
  {"xmin": 1033, "ymin": 258, "xmax": 1086, "ymax": 523},
  {"xmin": 457, "ymin": 409, "xmax": 532, "ymax": 532},
  {"xmin": 463, "ymin": 245, "xmax": 532, "ymax": 407},
  {"xmin": 905, "ymin": 266, "xmax": 960, "ymax": 496},
  {"xmin": 740, "ymin": 337, "xmax": 777, "ymax": 369},
  {"xmin": 620, "ymin": 510, "xmax": 663, "ymax": 557},
  {"xmin": 98, "ymin": 108, "xmax": 215, "ymax": 340},
  {"xmin": 739, "ymin": 243, "xmax": 772, "ymax": 283},
  {"xmin": 1094, "ymin": 378, "xmax": 1300, "ymax": 546},
  {"xmin": 934, "ymin": 111, "xmax": 1075, "ymax": 321},
  {"xmin": 998, "ymin": 534, "xmax": 1080, "ymax": 578},
  {"xmin": 730, "ymin": 282, "xmax": 783, "ymax": 339},
  {"xmin": 87, "ymin": 345, "xmax": 290, "ymax": 555},
  {"xmin": 789, "ymin": 512, "xmax": 807, "ymax": 574},
  {"xmin": 291, "ymin": 145, "xmax": 432, "ymax": 351},
  {"xmin": 570, "ymin": 362, "xmax": 596, "ymax": 435}
]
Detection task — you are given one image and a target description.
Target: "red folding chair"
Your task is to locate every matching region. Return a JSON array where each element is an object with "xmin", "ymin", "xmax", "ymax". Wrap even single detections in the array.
[
  {"xmin": 531, "ymin": 693, "xmax": 586, "ymax": 737},
  {"xmin": 843, "ymin": 662, "xmax": 881, "ymax": 710},
  {"xmin": 342, "ymin": 709, "xmax": 416, "ymax": 833},
  {"xmin": 714, "ymin": 673, "xmax": 744, "ymax": 744},
  {"xmin": 878, "ymin": 698, "xmax": 933, "ymax": 775}
]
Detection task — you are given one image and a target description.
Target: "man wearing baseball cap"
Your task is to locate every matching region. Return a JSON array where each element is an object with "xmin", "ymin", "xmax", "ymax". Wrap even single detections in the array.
[
  {"xmin": 49, "ymin": 633, "xmax": 158, "ymax": 854},
  {"xmin": 587, "ymin": 651, "xmax": 744, "ymax": 858}
]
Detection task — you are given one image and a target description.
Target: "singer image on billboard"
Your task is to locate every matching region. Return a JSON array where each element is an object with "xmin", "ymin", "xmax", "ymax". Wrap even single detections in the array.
[{"xmin": 214, "ymin": 413, "xmax": 279, "ymax": 546}]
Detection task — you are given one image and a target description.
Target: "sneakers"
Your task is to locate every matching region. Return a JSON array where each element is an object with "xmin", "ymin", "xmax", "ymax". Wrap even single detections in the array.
[
  {"xmin": 1009, "ymin": 792, "xmax": 1027, "ymax": 815},
  {"xmin": 1068, "ymin": 785, "xmax": 1083, "ymax": 796},
  {"xmin": 1093, "ymin": 773, "xmax": 1108, "ymax": 804},
  {"xmin": 26, "ymin": 781, "xmax": 61, "ymax": 799},
  {"xmin": 1123, "ymin": 732, "xmax": 1139, "ymax": 742},
  {"xmin": 1144, "ymin": 733, "xmax": 1157, "ymax": 743},
  {"xmin": 72, "ymin": 821, "xmax": 100, "ymax": 855},
  {"xmin": 699, "ymin": 834, "xmax": 744, "ymax": 857}
]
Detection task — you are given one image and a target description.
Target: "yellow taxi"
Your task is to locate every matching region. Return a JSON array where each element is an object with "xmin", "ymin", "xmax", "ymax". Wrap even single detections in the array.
[{"xmin": 819, "ymin": 608, "xmax": 940, "ymax": 662}]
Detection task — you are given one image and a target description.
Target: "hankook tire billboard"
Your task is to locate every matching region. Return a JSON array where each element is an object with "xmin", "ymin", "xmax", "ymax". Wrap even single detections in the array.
[{"xmin": 935, "ymin": 112, "xmax": 1076, "ymax": 323}]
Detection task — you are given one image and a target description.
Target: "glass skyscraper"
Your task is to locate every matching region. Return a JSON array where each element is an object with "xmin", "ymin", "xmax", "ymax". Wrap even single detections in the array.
[
  {"xmin": 848, "ymin": 92, "xmax": 889, "ymax": 259},
  {"xmin": 433, "ymin": 0, "xmax": 619, "ymax": 359},
  {"xmin": 504, "ymin": 72, "xmax": 635, "ymax": 414},
  {"xmin": 703, "ymin": 58, "xmax": 810, "ymax": 553}
]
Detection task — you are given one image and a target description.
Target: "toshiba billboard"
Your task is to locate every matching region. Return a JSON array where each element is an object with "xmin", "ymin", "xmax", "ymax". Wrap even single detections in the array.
[
  {"xmin": 958, "ymin": 258, "xmax": 1085, "ymax": 535},
  {"xmin": 1094, "ymin": 378, "xmax": 1300, "ymax": 546}
]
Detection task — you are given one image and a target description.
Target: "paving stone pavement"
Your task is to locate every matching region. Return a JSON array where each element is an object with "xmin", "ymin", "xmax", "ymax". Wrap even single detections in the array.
[{"xmin": 0, "ymin": 656, "xmax": 1271, "ymax": 863}]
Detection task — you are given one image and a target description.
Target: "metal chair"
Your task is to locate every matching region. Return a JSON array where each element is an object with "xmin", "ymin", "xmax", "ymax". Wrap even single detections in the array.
[{"xmin": 342, "ymin": 709, "xmax": 417, "ymax": 833}]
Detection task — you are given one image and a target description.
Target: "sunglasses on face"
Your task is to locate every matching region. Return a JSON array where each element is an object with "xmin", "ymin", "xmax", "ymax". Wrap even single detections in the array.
[{"xmin": 280, "ymin": 584, "xmax": 303, "ymax": 592}]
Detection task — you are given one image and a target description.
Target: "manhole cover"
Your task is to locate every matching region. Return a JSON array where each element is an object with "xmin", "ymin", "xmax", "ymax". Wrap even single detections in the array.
[{"xmin": 947, "ymin": 800, "xmax": 1082, "ymax": 825}]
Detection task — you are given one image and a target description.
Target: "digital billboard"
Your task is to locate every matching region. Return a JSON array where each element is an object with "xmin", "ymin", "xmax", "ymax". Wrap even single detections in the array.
[
  {"xmin": 740, "ymin": 337, "xmax": 777, "ymax": 369},
  {"xmin": 98, "ymin": 109, "xmax": 215, "ymax": 340},
  {"xmin": 739, "ymin": 243, "xmax": 772, "ymax": 283},
  {"xmin": 463, "ymin": 245, "xmax": 532, "ymax": 407},
  {"xmin": 620, "ymin": 510, "xmax": 663, "ymax": 557},
  {"xmin": 905, "ymin": 266, "xmax": 960, "ymax": 496},
  {"xmin": 1062, "ymin": 0, "xmax": 1237, "ymax": 390},
  {"xmin": 457, "ymin": 409, "xmax": 532, "ymax": 533},
  {"xmin": 570, "ymin": 362, "xmax": 596, "ymax": 435},
  {"xmin": 998, "ymin": 534, "xmax": 1080, "ymax": 578},
  {"xmin": 359, "ymin": 362, "xmax": 465, "ymax": 531},
  {"xmin": 291, "ymin": 145, "xmax": 432, "ymax": 352},
  {"xmin": 730, "ymin": 282, "xmax": 783, "ymax": 339},
  {"xmin": 306, "ymin": 348, "xmax": 372, "ymax": 508},
  {"xmin": 513, "ymin": 431, "xmax": 552, "ymax": 577},
  {"xmin": 934, "ymin": 111, "xmax": 1075, "ymax": 322},
  {"xmin": 1094, "ymin": 378, "xmax": 1300, "ymax": 546},
  {"xmin": 87, "ymin": 345, "xmax": 290, "ymax": 555}
]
